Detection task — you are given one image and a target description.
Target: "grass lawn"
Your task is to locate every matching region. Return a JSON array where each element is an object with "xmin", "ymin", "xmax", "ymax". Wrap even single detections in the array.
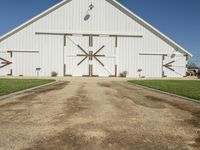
[
  {"xmin": 129, "ymin": 80, "xmax": 200, "ymax": 100},
  {"xmin": 0, "ymin": 79, "xmax": 55, "ymax": 96}
]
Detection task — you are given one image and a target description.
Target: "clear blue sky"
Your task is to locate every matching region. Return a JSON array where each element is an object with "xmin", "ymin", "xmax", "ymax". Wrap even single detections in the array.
[{"xmin": 0, "ymin": 0, "xmax": 199, "ymax": 66}]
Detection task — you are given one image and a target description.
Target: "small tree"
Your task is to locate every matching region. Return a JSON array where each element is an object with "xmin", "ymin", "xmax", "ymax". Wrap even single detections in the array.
[
  {"xmin": 187, "ymin": 61, "xmax": 197, "ymax": 69},
  {"xmin": 119, "ymin": 71, "xmax": 128, "ymax": 78}
]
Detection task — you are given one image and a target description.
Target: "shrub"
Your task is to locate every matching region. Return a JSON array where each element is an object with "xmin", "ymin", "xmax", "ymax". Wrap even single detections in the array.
[
  {"xmin": 198, "ymin": 69, "xmax": 200, "ymax": 79},
  {"xmin": 51, "ymin": 71, "xmax": 58, "ymax": 77},
  {"xmin": 119, "ymin": 71, "xmax": 128, "ymax": 78}
]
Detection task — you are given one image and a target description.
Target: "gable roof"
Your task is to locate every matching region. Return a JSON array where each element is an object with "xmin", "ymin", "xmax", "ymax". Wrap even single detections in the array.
[
  {"xmin": 0, "ymin": 0, "xmax": 72, "ymax": 42},
  {"xmin": 106, "ymin": 0, "xmax": 192, "ymax": 57},
  {"xmin": 0, "ymin": 0, "xmax": 192, "ymax": 57}
]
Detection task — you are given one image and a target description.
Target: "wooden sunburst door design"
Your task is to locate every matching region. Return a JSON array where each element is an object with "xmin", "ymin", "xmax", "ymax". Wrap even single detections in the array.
[
  {"xmin": 64, "ymin": 35, "xmax": 117, "ymax": 77},
  {"xmin": 0, "ymin": 52, "xmax": 12, "ymax": 76},
  {"xmin": 163, "ymin": 55, "xmax": 187, "ymax": 77},
  {"xmin": 91, "ymin": 36, "xmax": 117, "ymax": 77}
]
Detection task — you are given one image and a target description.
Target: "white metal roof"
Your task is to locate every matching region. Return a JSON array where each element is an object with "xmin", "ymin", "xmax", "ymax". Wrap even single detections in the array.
[{"xmin": 0, "ymin": 0, "xmax": 192, "ymax": 57}]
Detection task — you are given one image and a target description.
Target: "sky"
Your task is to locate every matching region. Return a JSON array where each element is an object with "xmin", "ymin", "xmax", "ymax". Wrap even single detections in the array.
[{"xmin": 0, "ymin": 0, "xmax": 199, "ymax": 66}]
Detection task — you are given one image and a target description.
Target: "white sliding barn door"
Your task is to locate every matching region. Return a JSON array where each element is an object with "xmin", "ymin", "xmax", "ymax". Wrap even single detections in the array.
[
  {"xmin": 0, "ymin": 51, "xmax": 39, "ymax": 76},
  {"xmin": 0, "ymin": 52, "xmax": 12, "ymax": 76},
  {"xmin": 163, "ymin": 54, "xmax": 186, "ymax": 77},
  {"xmin": 64, "ymin": 35, "xmax": 117, "ymax": 77},
  {"xmin": 92, "ymin": 36, "xmax": 116, "ymax": 77},
  {"xmin": 64, "ymin": 35, "xmax": 89, "ymax": 76}
]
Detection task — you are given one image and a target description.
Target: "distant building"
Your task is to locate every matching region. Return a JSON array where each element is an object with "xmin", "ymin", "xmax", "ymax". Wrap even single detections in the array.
[{"xmin": 187, "ymin": 67, "xmax": 199, "ymax": 76}]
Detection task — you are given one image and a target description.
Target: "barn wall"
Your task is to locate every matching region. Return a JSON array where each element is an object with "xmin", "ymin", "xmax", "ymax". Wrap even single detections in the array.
[
  {"xmin": 117, "ymin": 37, "xmax": 141, "ymax": 77},
  {"xmin": 38, "ymin": 35, "xmax": 64, "ymax": 76},
  {"xmin": 0, "ymin": 0, "xmax": 187, "ymax": 77},
  {"xmin": 12, "ymin": 52, "xmax": 39, "ymax": 76},
  {"xmin": 139, "ymin": 55, "xmax": 163, "ymax": 78}
]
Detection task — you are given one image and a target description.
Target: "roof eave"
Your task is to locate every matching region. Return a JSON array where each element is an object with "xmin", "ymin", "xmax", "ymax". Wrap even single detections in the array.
[
  {"xmin": 0, "ymin": 0, "xmax": 193, "ymax": 57},
  {"xmin": 107, "ymin": 0, "xmax": 192, "ymax": 57},
  {"xmin": 0, "ymin": 0, "xmax": 72, "ymax": 42}
]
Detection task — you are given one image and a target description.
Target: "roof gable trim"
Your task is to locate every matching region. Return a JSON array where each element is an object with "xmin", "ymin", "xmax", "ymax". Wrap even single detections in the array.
[
  {"xmin": 0, "ymin": 0, "xmax": 192, "ymax": 57},
  {"xmin": 0, "ymin": 0, "xmax": 72, "ymax": 42},
  {"xmin": 106, "ymin": 0, "xmax": 192, "ymax": 57}
]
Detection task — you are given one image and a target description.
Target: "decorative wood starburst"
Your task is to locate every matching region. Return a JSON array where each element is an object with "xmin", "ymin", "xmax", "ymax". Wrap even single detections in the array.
[
  {"xmin": 0, "ymin": 57, "xmax": 12, "ymax": 69},
  {"xmin": 76, "ymin": 45, "xmax": 105, "ymax": 66}
]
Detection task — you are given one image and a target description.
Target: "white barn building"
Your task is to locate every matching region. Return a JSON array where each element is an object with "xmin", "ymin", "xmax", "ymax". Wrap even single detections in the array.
[{"xmin": 0, "ymin": 0, "xmax": 192, "ymax": 77}]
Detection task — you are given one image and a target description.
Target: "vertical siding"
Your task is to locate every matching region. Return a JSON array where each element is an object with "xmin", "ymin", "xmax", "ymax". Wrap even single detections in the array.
[
  {"xmin": 13, "ymin": 52, "xmax": 39, "ymax": 76},
  {"xmin": 0, "ymin": 0, "xmax": 187, "ymax": 77},
  {"xmin": 64, "ymin": 36, "xmax": 89, "ymax": 76},
  {"xmin": 118, "ymin": 37, "xmax": 141, "ymax": 77},
  {"xmin": 139, "ymin": 55, "xmax": 163, "ymax": 78},
  {"xmin": 38, "ymin": 35, "xmax": 64, "ymax": 76}
]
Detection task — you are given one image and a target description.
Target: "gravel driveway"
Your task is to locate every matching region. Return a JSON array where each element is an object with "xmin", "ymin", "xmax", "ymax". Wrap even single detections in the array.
[{"xmin": 0, "ymin": 78, "xmax": 199, "ymax": 150}]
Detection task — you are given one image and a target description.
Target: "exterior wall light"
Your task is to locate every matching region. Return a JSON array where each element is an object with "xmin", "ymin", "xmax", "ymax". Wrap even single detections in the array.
[
  {"xmin": 89, "ymin": 3, "xmax": 94, "ymax": 10},
  {"xmin": 84, "ymin": 3, "xmax": 94, "ymax": 21}
]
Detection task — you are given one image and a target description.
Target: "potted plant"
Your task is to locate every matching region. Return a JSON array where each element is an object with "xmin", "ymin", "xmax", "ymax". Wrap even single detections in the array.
[{"xmin": 119, "ymin": 71, "xmax": 128, "ymax": 78}]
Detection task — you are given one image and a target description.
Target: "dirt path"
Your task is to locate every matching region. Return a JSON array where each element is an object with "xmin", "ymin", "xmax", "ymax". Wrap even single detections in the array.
[{"xmin": 0, "ymin": 78, "xmax": 199, "ymax": 150}]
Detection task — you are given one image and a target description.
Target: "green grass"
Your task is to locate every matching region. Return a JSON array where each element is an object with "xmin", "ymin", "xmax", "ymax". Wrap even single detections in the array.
[
  {"xmin": 129, "ymin": 80, "xmax": 200, "ymax": 100},
  {"xmin": 0, "ymin": 79, "xmax": 55, "ymax": 96}
]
